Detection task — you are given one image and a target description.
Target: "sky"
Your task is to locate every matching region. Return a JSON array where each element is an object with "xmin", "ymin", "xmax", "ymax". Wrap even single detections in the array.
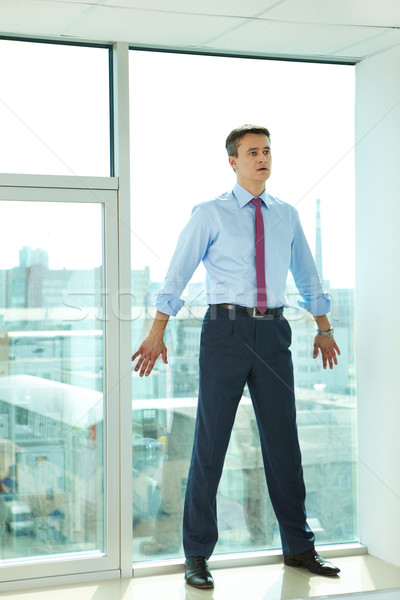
[
  {"xmin": 130, "ymin": 51, "xmax": 355, "ymax": 288},
  {"xmin": 0, "ymin": 41, "xmax": 355, "ymax": 288},
  {"xmin": 0, "ymin": 40, "xmax": 109, "ymax": 270},
  {"xmin": 0, "ymin": 202, "xmax": 103, "ymax": 271}
]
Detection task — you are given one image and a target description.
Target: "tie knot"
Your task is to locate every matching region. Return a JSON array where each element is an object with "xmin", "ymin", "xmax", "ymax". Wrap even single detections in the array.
[{"xmin": 251, "ymin": 197, "xmax": 262, "ymax": 208}]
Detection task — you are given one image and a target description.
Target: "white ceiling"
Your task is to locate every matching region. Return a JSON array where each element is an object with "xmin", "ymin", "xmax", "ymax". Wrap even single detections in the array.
[{"xmin": 1, "ymin": 0, "xmax": 400, "ymax": 62}]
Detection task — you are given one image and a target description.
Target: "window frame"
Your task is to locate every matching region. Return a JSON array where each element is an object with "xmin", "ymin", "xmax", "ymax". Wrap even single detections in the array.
[{"xmin": 0, "ymin": 174, "xmax": 123, "ymax": 585}]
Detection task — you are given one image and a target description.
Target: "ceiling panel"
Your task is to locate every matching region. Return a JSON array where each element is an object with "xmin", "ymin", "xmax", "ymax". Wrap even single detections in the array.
[
  {"xmin": 201, "ymin": 19, "xmax": 391, "ymax": 58},
  {"xmin": 330, "ymin": 29, "xmax": 400, "ymax": 58},
  {"xmin": 44, "ymin": 0, "xmax": 104, "ymax": 4},
  {"xmin": 260, "ymin": 0, "xmax": 400, "ymax": 27},
  {"xmin": 0, "ymin": 0, "xmax": 91, "ymax": 36},
  {"xmin": 63, "ymin": 6, "xmax": 245, "ymax": 45},
  {"xmin": 103, "ymin": 0, "xmax": 279, "ymax": 18},
  {"xmin": 0, "ymin": 0, "xmax": 399, "ymax": 61}
]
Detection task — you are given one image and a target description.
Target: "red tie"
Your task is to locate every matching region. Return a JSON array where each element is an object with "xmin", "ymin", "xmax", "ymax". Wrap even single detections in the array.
[{"xmin": 251, "ymin": 198, "xmax": 268, "ymax": 314}]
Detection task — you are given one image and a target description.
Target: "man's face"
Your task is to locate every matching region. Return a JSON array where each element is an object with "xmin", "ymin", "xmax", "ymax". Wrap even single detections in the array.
[{"xmin": 228, "ymin": 133, "xmax": 271, "ymax": 190}]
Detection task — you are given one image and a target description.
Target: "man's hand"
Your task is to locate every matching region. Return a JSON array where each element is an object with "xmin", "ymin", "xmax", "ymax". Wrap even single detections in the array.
[
  {"xmin": 132, "ymin": 332, "xmax": 168, "ymax": 377},
  {"xmin": 131, "ymin": 310, "xmax": 170, "ymax": 377},
  {"xmin": 313, "ymin": 334, "xmax": 340, "ymax": 370}
]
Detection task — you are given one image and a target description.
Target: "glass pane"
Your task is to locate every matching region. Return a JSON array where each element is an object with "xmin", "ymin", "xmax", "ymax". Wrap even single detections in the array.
[
  {"xmin": 0, "ymin": 40, "xmax": 110, "ymax": 176},
  {"xmin": 130, "ymin": 50, "xmax": 356, "ymax": 561},
  {"xmin": 0, "ymin": 201, "xmax": 105, "ymax": 561}
]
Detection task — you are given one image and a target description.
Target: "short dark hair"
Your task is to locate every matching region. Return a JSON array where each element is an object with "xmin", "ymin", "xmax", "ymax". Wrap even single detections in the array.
[{"xmin": 225, "ymin": 124, "xmax": 271, "ymax": 157}]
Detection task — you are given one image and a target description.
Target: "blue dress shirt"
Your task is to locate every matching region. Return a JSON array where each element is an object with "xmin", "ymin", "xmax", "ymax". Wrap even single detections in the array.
[{"xmin": 156, "ymin": 182, "xmax": 330, "ymax": 317}]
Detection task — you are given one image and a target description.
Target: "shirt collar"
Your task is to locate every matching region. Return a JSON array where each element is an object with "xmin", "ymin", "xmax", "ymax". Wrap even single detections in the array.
[{"xmin": 232, "ymin": 182, "xmax": 270, "ymax": 209}]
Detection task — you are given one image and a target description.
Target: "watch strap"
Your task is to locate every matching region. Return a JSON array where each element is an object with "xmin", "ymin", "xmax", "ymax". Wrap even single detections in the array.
[{"xmin": 317, "ymin": 327, "xmax": 334, "ymax": 337}]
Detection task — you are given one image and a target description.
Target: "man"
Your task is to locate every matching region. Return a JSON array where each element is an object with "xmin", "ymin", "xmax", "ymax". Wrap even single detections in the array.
[{"xmin": 132, "ymin": 125, "xmax": 341, "ymax": 589}]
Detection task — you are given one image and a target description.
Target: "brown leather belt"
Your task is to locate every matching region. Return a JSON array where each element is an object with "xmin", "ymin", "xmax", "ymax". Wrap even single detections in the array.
[{"xmin": 211, "ymin": 303, "xmax": 284, "ymax": 318}]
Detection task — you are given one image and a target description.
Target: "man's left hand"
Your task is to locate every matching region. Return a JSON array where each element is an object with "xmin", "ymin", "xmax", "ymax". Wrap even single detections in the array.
[{"xmin": 313, "ymin": 335, "xmax": 340, "ymax": 369}]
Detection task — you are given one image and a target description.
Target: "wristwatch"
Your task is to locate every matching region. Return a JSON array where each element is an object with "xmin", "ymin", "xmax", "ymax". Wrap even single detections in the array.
[{"xmin": 317, "ymin": 327, "xmax": 334, "ymax": 337}]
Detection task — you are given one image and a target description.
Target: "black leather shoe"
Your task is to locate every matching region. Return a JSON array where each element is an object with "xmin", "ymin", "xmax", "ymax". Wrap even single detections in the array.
[
  {"xmin": 185, "ymin": 556, "xmax": 214, "ymax": 589},
  {"xmin": 284, "ymin": 549, "xmax": 340, "ymax": 576}
]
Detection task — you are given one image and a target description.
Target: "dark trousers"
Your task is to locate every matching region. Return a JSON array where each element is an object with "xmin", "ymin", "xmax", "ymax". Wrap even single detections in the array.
[{"xmin": 182, "ymin": 306, "xmax": 314, "ymax": 559}]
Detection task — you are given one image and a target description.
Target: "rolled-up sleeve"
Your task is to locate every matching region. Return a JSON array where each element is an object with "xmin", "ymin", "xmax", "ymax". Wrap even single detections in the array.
[
  {"xmin": 290, "ymin": 208, "xmax": 331, "ymax": 317},
  {"xmin": 155, "ymin": 205, "xmax": 213, "ymax": 316}
]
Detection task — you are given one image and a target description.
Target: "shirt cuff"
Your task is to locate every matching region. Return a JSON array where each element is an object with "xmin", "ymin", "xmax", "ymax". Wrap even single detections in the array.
[
  {"xmin": 155, "ymin": 294, "xmax": 185, "ymax": 317},
  {"xmin": 298, "ymin": 293, "xmax": 331, "ymax": 316}
]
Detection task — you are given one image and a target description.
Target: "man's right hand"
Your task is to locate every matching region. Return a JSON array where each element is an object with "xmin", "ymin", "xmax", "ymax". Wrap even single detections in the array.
[
  {"xmin": 132, "ymin": 332, "xmax": 168, "ymax": 377},
  {"xmin": 131, "ymin": 311, "xmax": 170, "ymax": 377}
]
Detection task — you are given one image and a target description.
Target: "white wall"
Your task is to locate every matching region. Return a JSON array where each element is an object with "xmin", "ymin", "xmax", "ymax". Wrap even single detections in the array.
[{"xmin": 355, "ymin": 45, "xmax": 400, "ymax": 565}]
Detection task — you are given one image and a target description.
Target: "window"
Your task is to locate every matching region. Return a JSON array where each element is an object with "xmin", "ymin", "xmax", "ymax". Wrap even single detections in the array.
[
  {"xmin": 0, "ymin": 39, "xmax": 357, "ymax": 585},
  {"xmin": 0, "ymin": 199, "xmax": 106, "ymax": 560},
  {"xmin": 0, "ymin": 39, "xmax": 110, "ymax": 176},
  {"xmin": 0, "ymin": 178, "xmax": 121, "ymax": 587},
  {"xmin": 129, "ymin": 50, "xmax": 356, "ymax": 561},
  {"xmin": 0, "ymin": 39, "xmax": 120, "ymax": 586}
]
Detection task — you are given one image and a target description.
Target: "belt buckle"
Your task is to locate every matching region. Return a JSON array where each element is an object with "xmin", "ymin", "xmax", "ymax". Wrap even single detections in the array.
[{"xmin": 251, "ymin": 307, "xmax": 265, "ymax": 318}]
